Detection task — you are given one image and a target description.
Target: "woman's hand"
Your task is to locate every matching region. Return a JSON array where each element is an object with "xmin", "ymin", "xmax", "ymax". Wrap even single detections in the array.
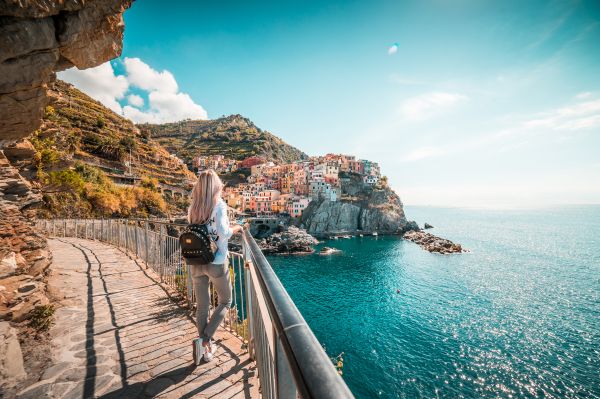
[{"xmin": 232, "ymin": 224, "xmax": 244, "ymax": 234}]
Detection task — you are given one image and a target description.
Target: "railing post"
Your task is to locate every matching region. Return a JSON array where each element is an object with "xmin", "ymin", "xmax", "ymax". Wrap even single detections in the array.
[
  {"xmin": 244, "ymin": 240, "xmax": 255, "ymax": 360},
  {"xmin": 125, "ymin": 219, "xmax": 129, "ymax": 254},
  {"xmin": 134, "ymin": 221, "xmax": 139, "ymax": 257},
  {"xmin": 144, "ymin": 221, "xmax": 149, "ymax": 267}
]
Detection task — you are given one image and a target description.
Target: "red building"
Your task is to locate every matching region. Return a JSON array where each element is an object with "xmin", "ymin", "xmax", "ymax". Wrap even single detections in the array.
[{"xmin": 240, "ymin": 156, "xmax": 266, "ymax": 169}]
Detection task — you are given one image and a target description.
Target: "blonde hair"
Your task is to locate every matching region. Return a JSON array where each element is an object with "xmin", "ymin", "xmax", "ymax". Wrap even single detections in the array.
[{"xmin": 188, "ymin": 169, "xmax": 224, "ymax": 224}]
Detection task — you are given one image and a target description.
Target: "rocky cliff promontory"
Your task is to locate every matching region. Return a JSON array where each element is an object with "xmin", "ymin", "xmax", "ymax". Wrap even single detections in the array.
[{"xmin": 301, "ymin": 172, "xmax": 418, "ymax": 236}]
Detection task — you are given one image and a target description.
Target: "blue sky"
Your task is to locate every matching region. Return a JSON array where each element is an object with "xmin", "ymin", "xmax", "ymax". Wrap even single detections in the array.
[{"xmin": 60, "ymin": 0, "xmax": 600, "ymax": 206}]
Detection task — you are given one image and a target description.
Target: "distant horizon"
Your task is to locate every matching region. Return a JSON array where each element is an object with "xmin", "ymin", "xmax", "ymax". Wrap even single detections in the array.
[
  {"xmin": 58, "ymin": 0, "xmax": 600, "ymax": 208},
  {"xmin": 403, "ymin": 202, "xmax": 600, "ymax": 209}
]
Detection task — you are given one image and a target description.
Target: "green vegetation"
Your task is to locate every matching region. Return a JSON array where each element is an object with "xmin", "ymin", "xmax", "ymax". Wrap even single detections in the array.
[
  {"xmin": 231, "ymin": 318, "xmax": 249, "ymax": 342},
  {"xmin": 29, "ymin": 305, "xmax": 55, "ymax": 332},
  {"xmin": 139, "ymin": 114, "xmax": 307, "ymax": 164},
  {"xmin": 34, "ymin": 161, "xmax": 167, "ymax": 218},
  {"xmin": 26, "ymin": 80, "xmax": 197, "ymax": 218},
  {"xmin": 174, "ymin": 274, "xmax": 188, "ymax": 299}
]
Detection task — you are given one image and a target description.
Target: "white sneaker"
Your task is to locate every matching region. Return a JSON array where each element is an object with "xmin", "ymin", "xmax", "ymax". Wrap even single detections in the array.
[
  {"xmin": 203, "ymin": 341, "xmax": 218, "ymax": 362},
  {"xmin": 192, "ymin": 338, "xmax": 205, "ymax": 366}
]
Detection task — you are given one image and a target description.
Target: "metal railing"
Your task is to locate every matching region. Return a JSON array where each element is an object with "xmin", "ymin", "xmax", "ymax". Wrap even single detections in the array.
[{"xmin": 36, "ymin": 218, "xmax": 354, "ymax": 399}]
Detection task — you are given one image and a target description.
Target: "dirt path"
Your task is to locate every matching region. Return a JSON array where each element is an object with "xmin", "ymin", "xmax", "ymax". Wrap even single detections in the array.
[{"xmin": 15, "ymin": 238, "xmax": 257, "ymax": 399}]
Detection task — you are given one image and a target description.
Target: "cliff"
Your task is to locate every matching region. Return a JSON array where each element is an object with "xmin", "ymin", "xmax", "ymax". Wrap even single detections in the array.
[
  {"xmin": 0, "ymin": 0, "xmax": 133, "ymax": 145},
  {"xmin": 9, "ymin": 80, "xmax": 197, "ymax": 218},
  {"xmin": 0, "ymin": 1, "xmax": 134, "ymax": 390},
  {"xmin": 139, "ymin": 114, "xmax": 308, "ymax": 164},
  {"xmin": 301, "ymin": 172, "xmax": 417, "ymax": 236}
]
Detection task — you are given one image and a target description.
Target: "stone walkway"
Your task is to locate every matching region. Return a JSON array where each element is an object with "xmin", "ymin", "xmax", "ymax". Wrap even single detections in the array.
[{"xmin": 16, "ymin": 238, "xmax": 258, "ymax": 399}]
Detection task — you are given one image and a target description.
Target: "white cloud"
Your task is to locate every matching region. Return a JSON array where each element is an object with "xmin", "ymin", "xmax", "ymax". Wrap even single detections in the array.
[
  {"xmin": 388, "ymin": 43, "xmax": 399, "ymax": 55},
  {"xmin": 401, "ymin": 146, "xmax": 445, "ymax": 162},
  {"xmin": 123, "ymin": 57, "xmax": 178, "ymax": 94},
  {"xmin": 58, "ymin": 63, "xmax": 128, "ymax": 114},
  {"xmin": 523, "ymin": 98, "xmax": 600, "ymax": 131},
  {"xmin": 127, "ymin": 94, "xmax": 144, "ymax": 108},
  {"xmin": 575, "ymin": 92, "xmax": 592, "ymax": 100},
  {"xmin": 57, "ymin": 58, "xmax": 208, "ymax": 123},
  {"xmin": 123, "ymin": 91, "xmax": 207, "ymax": 123},
  {"xmin": 399, "ymin": 92, "xmax": 468, "ymax": 121}
]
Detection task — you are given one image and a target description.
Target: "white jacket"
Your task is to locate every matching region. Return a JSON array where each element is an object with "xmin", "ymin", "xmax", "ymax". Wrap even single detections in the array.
[{"xmin": 205, "ymin": 199, "xmax": 233, "ymax": 264}]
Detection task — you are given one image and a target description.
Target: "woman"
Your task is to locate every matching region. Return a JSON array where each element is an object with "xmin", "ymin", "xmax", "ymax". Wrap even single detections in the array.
[{"xmin": 187, "ymin": 169, "xmax": 243, "ymax": 364}]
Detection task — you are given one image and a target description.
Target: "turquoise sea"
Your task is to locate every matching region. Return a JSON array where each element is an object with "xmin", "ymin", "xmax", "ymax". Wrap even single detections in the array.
[{"xmin": 267, "ymin": 205, "xmax": 600, "ymax": 398}]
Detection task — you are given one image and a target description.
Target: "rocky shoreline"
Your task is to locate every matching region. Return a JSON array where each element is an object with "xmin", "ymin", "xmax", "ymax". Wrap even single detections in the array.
[
  {"xmin": 402, "ymin": 230, "xmax": 466, "ymax": 254},
  {"xmin": 236, "ymin": 223, "xmax": 466, "ymax": 256}
]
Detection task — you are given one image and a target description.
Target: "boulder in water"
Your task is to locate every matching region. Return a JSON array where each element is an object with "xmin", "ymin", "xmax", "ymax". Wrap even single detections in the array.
[
  {"xmin": 403, "ymin": 230, "xmax": 466, "ymax": 254},
  {"xmin": 258, "ymin": 226, "xmax": 318, "ymax": 254}
]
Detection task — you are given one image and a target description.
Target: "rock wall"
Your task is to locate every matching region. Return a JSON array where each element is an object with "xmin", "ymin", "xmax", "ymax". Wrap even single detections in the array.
[
  {"xmin": 0, "ymin": 151, "xmax": 51, "ymax": 323},
  {"xmin": 0, "ymin": 1, "xmax": 133, "ymax": 387},
  {"xmin": 0, "ymin": 322, "xmax": 26, "ymax": 384},
  {"xmin": 0, "ymin": 0, "xmax": 133, "ymax": 146},
  {"xmin": 301, "ymin": 173, "xmax": 417, "ymax": 236}
]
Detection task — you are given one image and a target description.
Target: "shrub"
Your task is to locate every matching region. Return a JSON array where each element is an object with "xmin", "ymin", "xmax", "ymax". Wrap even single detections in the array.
[
  {"xmin": 64, "ymin": 131, "xmax": 80, "ymax": 154},
  {"xmin": 140, "ymin": 176, "xmax": 159, "ymax": 191},
  {"xmin": 44, "ymin": 105, "xmax": 55, "ymax": 117},
  {"xmin": 133, "ymin": 187, "xmax": 167, "ymax": 216},
  {"xmin": 118, "ymin": 189, "xmax": 137, "ymax": 215},
  {"xmin": 140, "ymin": 129, "xmax": 151, "ymax": 141},
  {"xmin": 87, "ymin": 188, "xmax": 121, "ymax": 215},
  {"xmin": 82, "ymin": 132, "xmax": 101, "ymax": 147},
  {"xmin": 119, "ymin": 136, "xmax": 137, "ymax": 151},
  {"xmin": 96, "ymin": 117, "xmax": 106, "ymax": 128},
  {"xmin": 46, "ymin": 169, "xmax": 86, "ymax": 194},
  {"xmin": 93, "ymin": 137, "xmax": 126, "ymax": 161},
  {"xmin": 29, "ymin": 305, "xmax": 55, "ymax": 332},
  {"xmin": 36, "ymin": 148, "xmax": 60, "ymax": 167},
  {"xmin": 74, "ymin": 163, "xmax": 110, "ymax": 186}
]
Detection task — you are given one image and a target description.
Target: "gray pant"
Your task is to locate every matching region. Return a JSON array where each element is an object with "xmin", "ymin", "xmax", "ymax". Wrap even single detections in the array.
[{"xmin": 190, "ymin": 261, "xmax": 232, "ymax": 341}]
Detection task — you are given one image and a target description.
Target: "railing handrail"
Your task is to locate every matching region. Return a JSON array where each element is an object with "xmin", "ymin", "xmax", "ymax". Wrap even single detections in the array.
[
  {"xmin": 242, "ymin": 229, "xmax": 354, "ymax": 399},
  {"xmin": 35, "ymin": 218, "xmax": 355, "ymax": 399}
]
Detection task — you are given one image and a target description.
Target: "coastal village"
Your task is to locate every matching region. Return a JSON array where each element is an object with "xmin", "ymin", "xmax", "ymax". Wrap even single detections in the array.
[{"xmin": 194, "ymin": 153, "xmax": 382, "ymax": 218}]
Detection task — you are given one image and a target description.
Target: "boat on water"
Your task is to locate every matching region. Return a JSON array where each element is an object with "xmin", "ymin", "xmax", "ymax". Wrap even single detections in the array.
[
  {"xmin": 372, "ymin": 232, "xmax": 378, "ymax": 236},
  {"xmin": 319, "ymin": 246, "xmax": 341, "ymax": 255}
]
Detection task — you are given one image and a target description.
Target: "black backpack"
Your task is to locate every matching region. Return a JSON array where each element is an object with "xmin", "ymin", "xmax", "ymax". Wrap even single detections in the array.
[{"xmin": 179, "ymin": 224, "xmax": 217, "ymax": 264}]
